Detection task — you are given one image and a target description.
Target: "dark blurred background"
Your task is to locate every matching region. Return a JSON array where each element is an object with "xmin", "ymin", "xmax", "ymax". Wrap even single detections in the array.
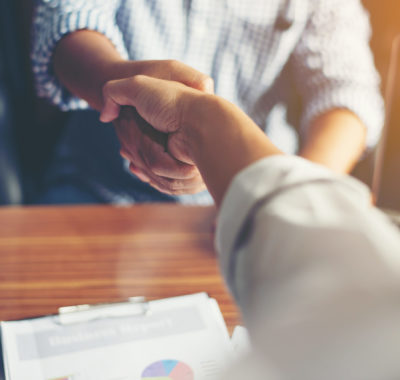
[
  {"xmin": 0, "ymin": 0, "xmax": 67, "ymax": 205},
  {"xmin": 0, "ymin": 0, "xmax": 398, "ymax": 205}
]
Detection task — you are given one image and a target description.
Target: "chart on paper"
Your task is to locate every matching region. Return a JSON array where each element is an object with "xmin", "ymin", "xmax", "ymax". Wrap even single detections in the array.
[{"xmin": 141, "ymin": 359, "xmax": 193, "ymax": 380}]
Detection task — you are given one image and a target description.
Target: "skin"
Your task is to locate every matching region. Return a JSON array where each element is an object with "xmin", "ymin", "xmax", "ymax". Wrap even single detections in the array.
[
  {"xmin": 100, "ymin": 76, "xmax": 283, "ymax": 206},
  {"xmin": 54, "ymin": 30, "xmax": 367, "ymax": 196},
  {"xmin": 299, "ymin": 109, "xmax": 367, "ymax": 174},
  {"xmin": 54, "ymin": 30, "xmax": 213, "ymax": 194}
]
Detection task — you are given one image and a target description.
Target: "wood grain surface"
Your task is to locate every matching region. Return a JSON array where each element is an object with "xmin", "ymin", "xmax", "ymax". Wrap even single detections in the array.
[{"xmin": 0, "ymin": 205, "xmax": 240, "ymax": 331}]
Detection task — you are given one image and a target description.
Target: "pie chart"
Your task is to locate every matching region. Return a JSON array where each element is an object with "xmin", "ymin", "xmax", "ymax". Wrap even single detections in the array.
[{"xmin": 141, "ymin": 359, "xmax": 194, "ymax": 380}]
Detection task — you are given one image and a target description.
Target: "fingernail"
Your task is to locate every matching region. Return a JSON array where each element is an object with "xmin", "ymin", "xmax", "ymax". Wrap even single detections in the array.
[
  {"xmin": 120, "ymin": 150, "xmax": 129, "ymax": 160},
  {"xmin": 129, "ymin": 165, "xmax": 150, "ymax": 182},
  {"xmin": 99, "ymin": 111, "xmax": 108, "ymax": 123},
  {"xmin": 205, "ymin": 78, "xmax": 214, "ymax": 93}
]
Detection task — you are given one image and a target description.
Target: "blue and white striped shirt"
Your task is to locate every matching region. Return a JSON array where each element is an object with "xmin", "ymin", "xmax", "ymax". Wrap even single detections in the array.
[{"xmin": 32, "ymin": 0, "xmax": 384, "ymax": 154}]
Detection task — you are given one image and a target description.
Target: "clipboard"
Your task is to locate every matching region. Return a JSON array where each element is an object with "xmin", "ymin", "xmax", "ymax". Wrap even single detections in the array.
[
  {"xmin": 1, "ymin": 293, "xmax": 233, "ymax": 380},
  {"xmin": 57, "ymin": 297, "xmax": 150, "ymax": 325}
]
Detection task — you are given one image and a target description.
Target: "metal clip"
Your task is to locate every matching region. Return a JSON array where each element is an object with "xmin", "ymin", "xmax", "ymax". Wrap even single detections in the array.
[{"xmin": 58, "ymin": 297, "xmax": 150, "ymax": 325}]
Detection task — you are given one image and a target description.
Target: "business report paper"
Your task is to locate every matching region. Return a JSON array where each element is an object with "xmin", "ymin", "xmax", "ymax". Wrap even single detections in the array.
[{"xmin": 1, "ymin": 293, "xmax": 232, "ymax": 380}]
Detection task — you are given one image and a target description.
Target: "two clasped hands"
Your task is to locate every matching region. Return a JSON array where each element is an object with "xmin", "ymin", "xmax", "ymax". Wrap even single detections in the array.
[{"xmin": 99, "ymin": 68, "xmax": 282, "ymax": 206}]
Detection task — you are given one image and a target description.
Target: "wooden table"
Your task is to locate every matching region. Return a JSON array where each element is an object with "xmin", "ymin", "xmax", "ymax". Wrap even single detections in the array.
[{"xmin": 0, "ymin": 205, "xmax": 239, "ymax": 332}]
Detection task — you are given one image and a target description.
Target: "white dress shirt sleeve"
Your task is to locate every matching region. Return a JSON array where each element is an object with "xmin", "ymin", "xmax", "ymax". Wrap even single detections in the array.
[{"xmin": 217, "ymin": 155, "xmax": 400, "ymax": 380}]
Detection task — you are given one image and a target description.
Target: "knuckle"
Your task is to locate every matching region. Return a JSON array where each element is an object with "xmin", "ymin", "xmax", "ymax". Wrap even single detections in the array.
[
  {"xmin": 166, "ymin": 59, "xmax": 180, "ymax": 70},
  {"xmin": 183, "ymin": 165, "xmax": 199, "ymax": 178},
  {"xmin": 130, "ymin": 74, "xmax": 145, "ymax": 87},
  {"xmin": 199, "ymin": 73, "xmax": 211, "ymax": 82},
  {"xmin": 197, "ymin": 74, "xmax": 214, "ymax": 92},
  {"xmin": 102, "ymin": 81, "xmax": 110, "ymax": 95},
  {"xmin": 151, "ymin": 176, "xmax": 205, "ymax": 195},
  {"xmin": 156, "ymin": 178, "xmax": 182, "ymax": 193}
]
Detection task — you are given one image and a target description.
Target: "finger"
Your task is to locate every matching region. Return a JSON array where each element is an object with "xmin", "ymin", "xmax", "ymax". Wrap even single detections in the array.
[
  {"xmin": 115, "ymin": 114, "xmax": 195, "ymax": 185},
  {"xmin": 114, "ymin": 107, "xmax": 202, "ymax": 194},
  {"xmin": 129, "ymin": 162, "xmax": 150, "ymax": 183},
  {"xmin": 126, "ymin": 143, "xmax": 203, "ymax": 192},
  {"xmin": 125, "ymin": 107, "xmax": 169, "ymax": 151},
  {"xmin": 148, "ymin": 173, "xmax": 207, "ymax": 196},
  {"xmin": 165, "ymin": 60, "xmax": 214, "ymax": 94},
  {"xmin": 119, "ymin": 149, "xmax": 130, "ymax": 160},
  {"xmin": 121, "ymin": 106, "xmax": 196, "ymax": 173},
  {"xmin": 121, "ymin": 146, "xmax": 152, "ymax": 183},
  {"xmin": 126, "ymin": 147, "xmax": 205, "ymax": 194},
  {"xmin": 167, "ymin": 132, "xmax": 195, "ymax": 165},
  {"xmin": 132, "ymin": 59, "xmax": 214, "ymax": 94},
  {"xmin": 100, "ymin": 96, "xmax": 121, "ymax": 123},
  {"xmin": 115, "ymin": 118, "xmax": 156, "ymax": 183},
  {"xmin": 127, "ymin": 136, "xmax": 204, "ymax": 193},
  {"xmin": 102, "ymin": 76, "xmax": 189, "ymax": 134},
  {"xmin": 100, "ymin": 79, "xmax": 138, "ymax": 123},
  {"xmin": 203, "ymin": 78, "xmax": 214, "ymax": 94},
  {"xmin": 138, "ymin": 128, "xmax": 198, "ymax": 179},
  {"xmin": 127, "ymin": 157, "xmax": 204, "ymax": 195},
  {"xmin": 121, "ymin": 148, "xmax": 149, "ymax": 181}
]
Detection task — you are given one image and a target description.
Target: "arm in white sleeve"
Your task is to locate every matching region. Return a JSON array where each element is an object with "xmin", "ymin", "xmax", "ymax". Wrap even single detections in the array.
[
  {"xmin": 291, "ymin": 0, "xmax": 384, "ymax": 148},
  {"xmin": 32, "ymin": 0, "xmax": 128, "ymax": 111},
  {"xmin": 217, "ymin": 155, "xmax": 400, "ymax": 380}
]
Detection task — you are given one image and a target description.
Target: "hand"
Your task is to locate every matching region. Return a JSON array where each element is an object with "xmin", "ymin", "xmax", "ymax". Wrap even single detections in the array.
[
  {"xmin": 114, "ymin": 106, "xmax": 205, "ymax": 195},
  {"xmin": 107, "ymin": 60, "xmax": 213, "ymax": 194},
  {"xmin": 101, "ymin": 75, "xmax": 201, "ymax": 166},
  {"xmin": 101, "ymin": 75, "xmax": 282, "ymax": 205},
  {"xmin": 120, "ymin": 59, "xmax": 214, "ymax": 94},
  {"xmin": 53, "ymin": 30, "xmax": 211, "ymax": 195}
]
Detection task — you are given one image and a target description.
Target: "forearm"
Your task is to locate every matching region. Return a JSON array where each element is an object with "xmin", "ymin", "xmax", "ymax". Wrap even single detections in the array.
[
  {"xmin": 299, "ymin": 109, "xmax": 367, "ymax": 173},
  {"xmin": 185, "ymin": 96, "xmax": 283, "ymax": 205},
  {"xmin": 53, "ymin": 30, "xmax": 133, "ymax": 110},
  {"xmin": 218, "ymin": 155, "xmax": 400, "ymax": 380},
  {"xmin": 54, "ymin": 30, "xmax": 213, "ymax": 113}
]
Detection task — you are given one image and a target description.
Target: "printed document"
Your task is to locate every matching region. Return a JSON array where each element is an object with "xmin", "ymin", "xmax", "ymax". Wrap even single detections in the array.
[{"xmin": 1, "ymin": 293, "xmax": 232, "ymax": 380}]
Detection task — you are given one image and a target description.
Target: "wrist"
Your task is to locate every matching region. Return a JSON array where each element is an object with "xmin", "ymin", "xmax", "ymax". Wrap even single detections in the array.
[
  {"xmin": 180, "ymin": 93, "xmax": 283, "ymax": 205},
  {"xmin": 180, "ymin": 93, "xmax": 223, "ymax": 162},
  {"xmin": 53, "ymin": 30, "xmax": 129, "ymax": 110}
]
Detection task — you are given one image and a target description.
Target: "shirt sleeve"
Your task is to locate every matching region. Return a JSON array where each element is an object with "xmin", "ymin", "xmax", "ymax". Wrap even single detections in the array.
[
  {"xmin": 32, "ymin": 0, "xmax": 129, "ymax": 111},
  {"xmin": 291, "ymin": 0, "xmax": 384, "ymax": 148},
  {"xmin": 217, "ymin": 155, "xmax": 400, "ymax": 380}
]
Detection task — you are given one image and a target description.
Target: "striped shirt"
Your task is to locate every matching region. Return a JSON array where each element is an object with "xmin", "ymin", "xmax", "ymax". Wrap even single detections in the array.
[{"xmin": 32, "ymin": 0, "xmax": 384, "ymax": 154}]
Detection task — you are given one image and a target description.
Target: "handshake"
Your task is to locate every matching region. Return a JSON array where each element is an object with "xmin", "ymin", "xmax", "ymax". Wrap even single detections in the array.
[
  {"xmin": 100, "ymin": 60, "xmax": 215, "ymax": 196},
  {"xmin": 99, "ymin": 60, "xmax": 280, "ymax": 205}
]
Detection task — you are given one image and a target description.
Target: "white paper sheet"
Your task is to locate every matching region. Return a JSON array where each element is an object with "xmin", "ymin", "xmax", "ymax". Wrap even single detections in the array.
[{"xmin": 1, "ymin": 293, "xmax": 232, "ymax": 380}]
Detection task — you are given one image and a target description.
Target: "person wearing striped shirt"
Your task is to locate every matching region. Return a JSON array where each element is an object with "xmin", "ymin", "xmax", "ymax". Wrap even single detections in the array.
[{"xmin": 32, "ymin": 0, "xmax": 384, "ymax": 205}]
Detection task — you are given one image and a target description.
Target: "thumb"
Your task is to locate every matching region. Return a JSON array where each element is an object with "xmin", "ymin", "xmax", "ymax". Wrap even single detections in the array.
[
  {"xmin": 100, "ymin": 77, "xmax": 139, "ymax": 123},
  {"xmin": 100, "ymin": 75, "xmax": 193, "ymax": 134},
  {"xmin": 100, "ymin": 95, "xmax": 121, "ymax": 123}
]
